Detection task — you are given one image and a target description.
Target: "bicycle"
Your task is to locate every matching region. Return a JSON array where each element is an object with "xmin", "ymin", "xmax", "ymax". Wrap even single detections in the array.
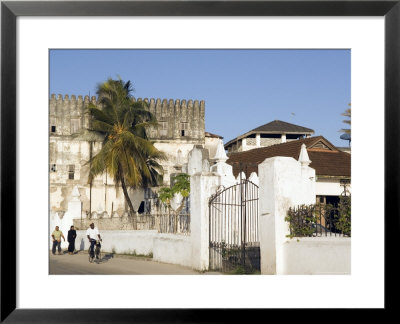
[{"xmin": 88, "ymin": 239, "xmax": 102, "ymax": 263}]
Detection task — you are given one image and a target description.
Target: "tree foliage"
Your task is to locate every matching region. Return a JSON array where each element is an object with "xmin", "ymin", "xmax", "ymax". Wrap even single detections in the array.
[
  {"xmin": 340, "ymin": 103, "xmax": 351, "ymax": 135},
  {"xmin": 171, "ymin": 173, "xmax": 190, "ymax": 198},
  {"xmin": 158, "ymin": 173, "xmax": 190, "ymax": 232},
  {"xmin": 159, "ymin": 173, "xmax": 190, "ymax": 209},
  {"xmin": 158, "ymin": 187, "xmax": 174, "ymax": 209},
  {"xmin": 87, "ymin": 77, "xmax": 166, "ymax": 218},
  {"xmin": 335, "ymin": 195, "xmax": 351, "ymax": 236}
]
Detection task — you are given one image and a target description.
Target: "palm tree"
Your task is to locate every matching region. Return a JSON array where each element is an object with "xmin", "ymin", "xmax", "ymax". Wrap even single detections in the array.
[
  {"xmin": 87, "ymin": 78, "xmax": 166, "ymax": 225},
  {"xmin": 340, "ymin": 103, "xmax": 351, "ymax": 135}
]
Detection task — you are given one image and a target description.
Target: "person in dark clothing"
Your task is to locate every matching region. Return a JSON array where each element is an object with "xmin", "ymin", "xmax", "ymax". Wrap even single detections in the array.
[{"xmin": 67, "ymin": 225, "xmax": 77, "ymax": 255}]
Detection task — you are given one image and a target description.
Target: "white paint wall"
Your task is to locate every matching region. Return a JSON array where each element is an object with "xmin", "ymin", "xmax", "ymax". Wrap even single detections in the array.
[
  {"xmin": 258, "ymin": 156, "xmax": 316, "ymax": 274},
  {"xmin": 154, "ymin": 141, "xmax": 196, "ymax": 184},
  {"xmin": 283, "ymin": 237, "xmax": 351, "ymax": 274},
  {"xmin": 190, "ymin": 172, "xmax": 220, "ymax": 271},
  {"xmin": 73, "ymin": 230, "xmax": 158, "ymax": 255},
  {"xmin": 204, "ymin": 136, "xmax": 220, "ymax": 162},
  {"xmin": 258, "ymin": 155, "xmax": 351, "ymax": 275},
  {"xmin": 153, "ymin": 234, "xmax": 192, "ymax": 267},
  {"xmin": 316, "ymin": 179, "xmax": 351, "ymax": 196},
  {"xmin": 53, "ymin": 230, "xmax": 193, "ymax": 268}
]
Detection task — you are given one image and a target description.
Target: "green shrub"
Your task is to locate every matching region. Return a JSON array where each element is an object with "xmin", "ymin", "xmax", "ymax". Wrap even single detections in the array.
[{"xmin": 285, "ymin": 204, "xmax": 319, "ymax": 238}]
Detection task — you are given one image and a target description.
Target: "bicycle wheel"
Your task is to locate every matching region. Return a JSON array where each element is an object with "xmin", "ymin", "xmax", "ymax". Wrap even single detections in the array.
[
  {"xmin": 88, "ymin": 248, "xmax": 94, "ymax": 263},
  {"xmin": 95, "ymin": 246, "xmax": 101, "ymax": 263}
]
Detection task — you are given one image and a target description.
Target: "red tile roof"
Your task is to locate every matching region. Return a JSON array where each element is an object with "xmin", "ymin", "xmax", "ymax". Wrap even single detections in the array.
[{"xmin": 226, "ymin": 136, "xmax": 351, "ymax": 178}]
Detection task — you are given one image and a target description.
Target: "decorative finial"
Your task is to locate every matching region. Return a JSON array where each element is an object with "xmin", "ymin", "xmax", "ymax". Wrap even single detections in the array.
[
  {"xmin": 299, "ymin": 143, "xmax": 311, "ymax": 167},
  {"xmin": 213, "ymin": 139, "xmax": 228, "ymax": 163}
]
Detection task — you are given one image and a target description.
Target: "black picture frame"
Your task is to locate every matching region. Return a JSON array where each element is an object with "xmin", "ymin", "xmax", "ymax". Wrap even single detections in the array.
[{"xmin": 1, "ymin": 0, "xmax": 398, "ymax": 322}]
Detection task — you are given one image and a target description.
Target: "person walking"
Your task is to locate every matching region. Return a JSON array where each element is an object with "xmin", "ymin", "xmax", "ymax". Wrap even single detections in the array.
[
  {"xmin": 86, "ymin": 223, "xmax": 102, "ymax": 258},
  {"xmin": 51, "ymin": 226, "xmax": 65, "ymax": 255},
  {"xmin": 67, "ymin": 225, "xmax": 77, "ymax": 255}
]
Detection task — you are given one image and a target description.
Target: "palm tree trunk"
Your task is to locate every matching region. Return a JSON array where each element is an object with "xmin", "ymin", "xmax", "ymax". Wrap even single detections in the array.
[{"xmin": 120, "ymin": 171, "xmax": 137, "ymax": 230}]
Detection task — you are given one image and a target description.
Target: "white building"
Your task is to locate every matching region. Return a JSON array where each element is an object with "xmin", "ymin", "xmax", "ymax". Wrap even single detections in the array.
[
  {"xmin": 49, "ymin": 94, "xmax": 220, "ymax": 221},
  {"xmin": 226, "ymin": 135, "xmax": 351, "ymax": 204},
  {"xmin": 224, "ymin": 120, "xmax": 314, "ymax": 153}
]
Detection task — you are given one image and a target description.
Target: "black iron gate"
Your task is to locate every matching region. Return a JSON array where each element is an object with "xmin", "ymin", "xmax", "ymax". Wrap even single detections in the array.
[{"xmin": 209, "ymin": 178, "xmax": 260, "ymax": 273}]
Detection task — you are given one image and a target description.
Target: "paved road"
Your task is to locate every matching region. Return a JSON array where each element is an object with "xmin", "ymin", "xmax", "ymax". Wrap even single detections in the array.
[{"xmin": 49, "ymin": 251, "xmax": 222, "ymax": 275}]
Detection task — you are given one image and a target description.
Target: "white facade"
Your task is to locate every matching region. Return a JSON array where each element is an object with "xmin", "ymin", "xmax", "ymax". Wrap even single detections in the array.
[
  {"xmin": 316, "ymin": 177, "xmax": 351, "ymax": 196},
  {"xmin": 258, "ymin": 151, "xmax": 350, "ymax": 275},
  {"xmin": 54, "ymin": 143, "xmax": 351, "ymax": 274}
]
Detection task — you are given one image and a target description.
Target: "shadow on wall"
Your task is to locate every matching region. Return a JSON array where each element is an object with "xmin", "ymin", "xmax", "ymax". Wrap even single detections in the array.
[{"xmin": 79, "ymin": 238, "xmax": 85, "ymax": 251}]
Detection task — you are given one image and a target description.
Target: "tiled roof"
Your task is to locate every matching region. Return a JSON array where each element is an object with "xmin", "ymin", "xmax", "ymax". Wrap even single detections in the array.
[
  {"xmin": 205, "ymin": 131, "xmax": 223, "ymax": 139},
  {"xmin": 250, "ymin": 120, "xmax": 314, "ymax": 133},
  {"xmin": 225, "ymin": 120, "xmax": 314, "ymax": 147},
  {"xmin": 226, "ymin": 136, "xmax": 351, "ymax": 178}
]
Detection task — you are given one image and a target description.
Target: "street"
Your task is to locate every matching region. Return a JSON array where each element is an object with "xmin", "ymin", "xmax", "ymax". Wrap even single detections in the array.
[{"xmin": 49, "ymin": 251, "xmax": 222, "ymax": 275}]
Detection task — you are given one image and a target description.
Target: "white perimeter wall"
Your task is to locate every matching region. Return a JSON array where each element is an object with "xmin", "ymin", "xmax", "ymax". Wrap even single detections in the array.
[
  {"xmin": 153, "ymin": 234, "xmax": 192, "ymax": 267},
  {"xmin": 67, "ymin": 230, "xmax": 192, "ymax": 267},
  {"xmin": 282, "ymin": 237, "xmax": 351, "ymax": 274},
  {"xmin": 74, "ymin": 230, "xmax": 158, "ymax": 255}
]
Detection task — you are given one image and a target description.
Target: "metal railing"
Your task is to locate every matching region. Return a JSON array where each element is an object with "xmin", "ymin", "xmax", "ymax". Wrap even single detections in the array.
[
  {"xmin": 286, "ymin": 201, "xmax": 351, "ymax": 237},
  {"xmin": 136, "ymin": 213, "xmax": 191, "ymax": 234}
]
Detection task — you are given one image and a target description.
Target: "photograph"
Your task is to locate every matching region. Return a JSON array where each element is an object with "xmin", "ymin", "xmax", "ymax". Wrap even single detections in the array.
[
  {"xmin": 49, "ymin": 49, "xmax": 351, "ymax": 275},
  {"xmin": 1, "ymin": 0, "xmax": 396, "ymax": 320}
]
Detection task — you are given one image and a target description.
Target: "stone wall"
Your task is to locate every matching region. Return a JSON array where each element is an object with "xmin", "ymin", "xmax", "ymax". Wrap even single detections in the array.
[
  {"xmin": 143, "ymin": 97, "xmax": 205, "ymax": 142},
  {"xmin": 49, "ymin": 94, "xmax": 210, "ymax": 217},
  {"xmin": 49, "ymin": 94, "xmax": 205, "ymax": 142}
]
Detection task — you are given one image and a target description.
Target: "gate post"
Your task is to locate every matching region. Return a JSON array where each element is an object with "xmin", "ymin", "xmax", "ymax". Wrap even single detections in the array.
[
  {"xmin": 258, "ymin": 155, "xmax": 315, "ymax": 274},
  {"xmin": 190, "ymin": 172, "xmax": 220, "ymax": 271}
]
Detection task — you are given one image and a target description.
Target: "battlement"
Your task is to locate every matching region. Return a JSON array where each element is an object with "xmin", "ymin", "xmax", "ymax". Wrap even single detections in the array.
[
  {"xmin": 49, "ymin": 94, "xmax": 205, "ymax": 141},
  {"xmin": 49, "ymin": 94, "xmax": 205, "ymax": 108}
]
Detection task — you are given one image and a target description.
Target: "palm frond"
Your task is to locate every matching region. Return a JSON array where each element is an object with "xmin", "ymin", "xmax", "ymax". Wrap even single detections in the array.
[{"xmin": 88, "ymin": 77, "xmax": 167, "ymax": 215}]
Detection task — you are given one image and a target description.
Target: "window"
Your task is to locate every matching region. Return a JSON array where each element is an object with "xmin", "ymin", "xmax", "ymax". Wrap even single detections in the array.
[
  {"xmin": 71, "ymin": 119, "xmax": 80, "ymax": 134},
  {"xmin": 50, "ymin": 164, "xmax": 57, "ymax": 172},
  {"xmin": 138, "ymin": 201, "xmax": 145, "ymax": 214},
  {"xmin": 68, "ymin": 165, "xmax": 75, "ymax": 180},
  {"xmin": 159, "ymin": 121, "xmax": 167, "ymax": 136},
  {"xmin": 51, "ymin": 126, "xmax": 56, "ymax": 133},
  {"xmin": 181, "ymin": 122, "xmax": 188, "ymax": 136},
  {"xmin": 144, "ymin": 188, "xmax": 153, "ymax": 199}
]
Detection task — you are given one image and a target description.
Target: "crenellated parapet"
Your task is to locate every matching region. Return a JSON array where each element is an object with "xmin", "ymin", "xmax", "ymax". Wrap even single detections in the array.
[
  {"xmin": 49, "ymin": 94, "xmax": 96, "ymax": 136},
  {"xmin": 134, "ymin": 97, "xmax": 205, "ymax": 141},
  {"xmin": 49, "ymin": 94, "xmax": 205, "ymax": 141}
]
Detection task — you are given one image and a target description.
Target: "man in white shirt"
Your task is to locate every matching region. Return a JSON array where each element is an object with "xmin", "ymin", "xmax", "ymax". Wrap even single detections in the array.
[{"xmin": 86, "ymin": 223, "xmax": 102, "ymax": 258}]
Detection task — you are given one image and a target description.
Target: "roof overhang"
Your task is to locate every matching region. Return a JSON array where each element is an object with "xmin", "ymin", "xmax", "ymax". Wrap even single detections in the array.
[{"xmin": 225, "ymin": 130, "xmax": 314, "ymax": 147}]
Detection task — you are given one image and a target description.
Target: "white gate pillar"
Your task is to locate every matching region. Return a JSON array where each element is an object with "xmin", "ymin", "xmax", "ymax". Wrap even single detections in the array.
[
  {"xmin": 190, "ymin": 172, "xmax": 220, "ymax": 271},
  {"xmin": 258, "ymin": 155, "xmax": 315, "ymax": 274}
]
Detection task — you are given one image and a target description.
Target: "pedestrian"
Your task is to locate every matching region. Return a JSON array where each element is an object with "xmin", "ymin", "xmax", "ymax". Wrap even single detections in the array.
[
  {"xmin": 67, "ymin": 225, "xmax": 77, "ymax": 255},
  {"xmin": 86, "ymin": 222, "xmax": 102, "ymax": 258},
  {"xmin": 51, "ymin": 226, "xmax": 65, "ymax": 255}
]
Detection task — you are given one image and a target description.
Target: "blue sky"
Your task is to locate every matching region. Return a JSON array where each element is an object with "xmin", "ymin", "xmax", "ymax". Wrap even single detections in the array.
[{"xmin": 50, "ymin": 49, "xmax": 350, "ymax": 146}]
